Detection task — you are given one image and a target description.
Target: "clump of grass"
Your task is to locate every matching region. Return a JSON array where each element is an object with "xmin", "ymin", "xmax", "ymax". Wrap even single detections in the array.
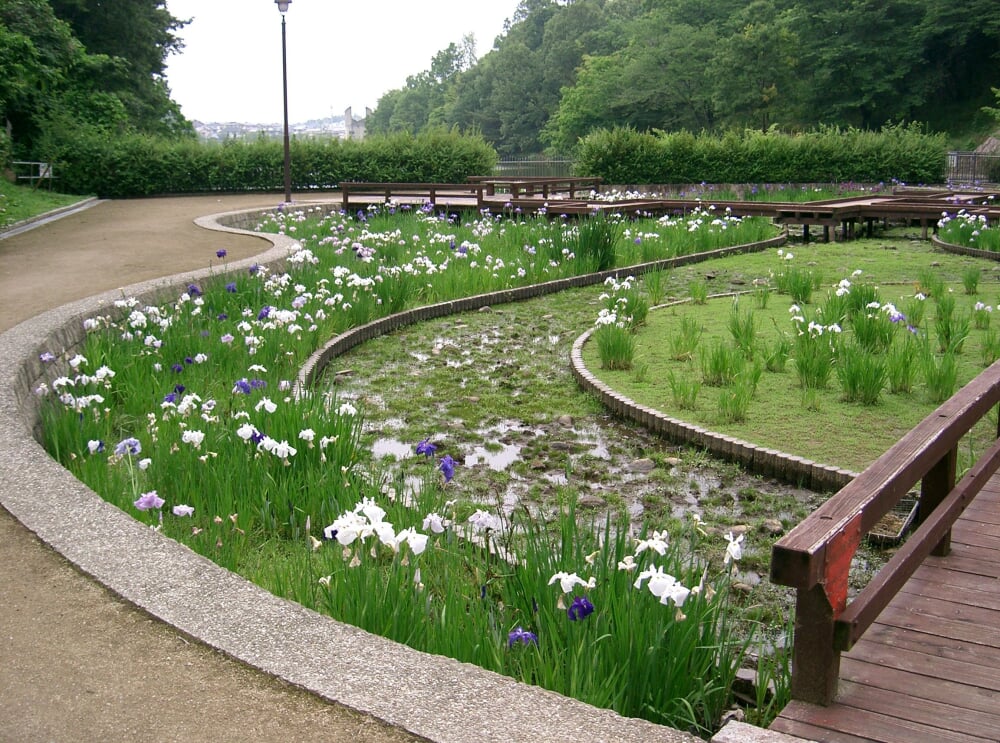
[
  {"xmin": 575, "ymin": 214, "xmax": 622, "ymax": 272},
  {"xmin": 923, "ymin": 349, "xmax": 959, "ymax": 403},
  {"xmin": 670, "ymin": 315, "xmax": 702, "ymax": 361},
  {"xmin": 982, "ymin": 327, "xmax": 1000, "ymax": 367},
  {"xmin": 837, "ymin": 342, "xmax": 887, "ymax": 405},
  {"xmin": 793, "ymin": 325, "xmax": 838, "ymax": 389},
  {"xmin": 961, "ymin": 265, "xmax": 981, "ymax": 295},
  {"xmin": 701, "ymin": 340, "xmax": 745, "ymax": 387},
  {"xmin": 643, "ymin": 270, "xmax": 667, "ymax": 307},
  {"xmin": 972, "ymin": 301, "xmax": 992, "ymax": 330},
  {"xmin": 887, "ymin": 333, "xmax": 919, "ymax": 393},
  {"xmin": 594, "ymin": 321, "xmax": 636, "ymax": 370},
  {"xmin": 773, "ymin": 251, "xmax": 817, "ymax": 304},
  {"xmin": 916, "ymin": 267, "xmax": 945, "ymax": 300},
  {"xmin": 934, "ymin": 294, "xmax": 969, "ymax": 353},
  {"xmin": 668, "ymin": 369, "xmax": 700, "ymax": 409},
  {"xmin": 762, "ymin": 328, "xmax": 792, "ymax": 373},
  {"xmin": 752, "ymin": 282, "xmax": 771, "ymax": 309},
  {"xmin": 728, "ymin": 300, "xmax": 758, "ymax": 359},
  {"xmin": 690, "ymin": 279, "xmax": 709, "ymax": 305}
]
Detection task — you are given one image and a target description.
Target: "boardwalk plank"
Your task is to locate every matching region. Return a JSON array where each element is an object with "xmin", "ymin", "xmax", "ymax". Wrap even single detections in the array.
[
  {"xmin": 772, "ymin": 464, "xmax": 1000, "ymax": 741},
  {"xmin": 771, "ymin": 697, "xmax": 994, "ymax": 742},
  {"xmin": 840, "ymin": 656, "xmax": 1000, "ymax": 716}
]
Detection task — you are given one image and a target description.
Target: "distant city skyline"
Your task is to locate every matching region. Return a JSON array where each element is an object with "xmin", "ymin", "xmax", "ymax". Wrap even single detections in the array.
[{"xmin": 164, "ymin": 1, "xmax": 519, "ymax": 125}]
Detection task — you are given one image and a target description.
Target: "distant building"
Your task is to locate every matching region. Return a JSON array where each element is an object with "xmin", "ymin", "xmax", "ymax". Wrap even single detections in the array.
[{"xmin": 344, "ymin": 107, "xmax": 371, "ymax": 140}]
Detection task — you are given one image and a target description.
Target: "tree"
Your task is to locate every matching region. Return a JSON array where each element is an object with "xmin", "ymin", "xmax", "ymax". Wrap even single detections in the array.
[
  {"xmin": 709, "ymin": 1, "xmax": 802, "ymax": 130},
  {"xmin": 796, "ymin": 0, "xmax": 928, "ymax": 128},
  {"xmin": 48, "ymin": 0, "xmax": 189, "ymax": 136}
]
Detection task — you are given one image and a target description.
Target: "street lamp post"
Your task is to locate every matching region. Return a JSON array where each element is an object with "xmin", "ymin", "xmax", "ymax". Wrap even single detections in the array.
[{"xmin": 276, "ymin": 0, "xmax": 292, "ymax": 203}]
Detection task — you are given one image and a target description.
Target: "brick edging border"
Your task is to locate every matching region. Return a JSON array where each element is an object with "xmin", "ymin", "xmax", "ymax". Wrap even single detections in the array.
[
  {"xmin": 297, "ymin": 228, "xmax": 856, "ymax": 493},
  {"xmin": 569, "ymin": 322, "xmax": 857, "ymax": 493}
]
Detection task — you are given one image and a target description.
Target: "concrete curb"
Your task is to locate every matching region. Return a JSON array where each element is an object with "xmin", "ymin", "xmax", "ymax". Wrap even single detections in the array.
[
  {"xmin": 0, "ymin": 196, "xmax": 103, "ymax": 239},
  {"xmin": 0, "ymin": 207, "xmax": 702, "ymax": 743}
]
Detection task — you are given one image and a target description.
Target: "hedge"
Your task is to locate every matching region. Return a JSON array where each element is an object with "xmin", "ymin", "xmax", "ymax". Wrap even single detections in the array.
[
  {"xmin": 45, "ymin": 129, "xmax": 499, "ymax": 198},
  {"xmin": 575, "ymin": 124, "xmax": 947, "ymax": 185}
]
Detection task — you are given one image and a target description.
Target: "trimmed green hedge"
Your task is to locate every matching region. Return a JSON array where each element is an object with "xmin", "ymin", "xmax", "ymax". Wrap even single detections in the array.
[
  {"xmin": 47, "ymin": 129, "xmax": 498, "ymax": 198},
  {"xmin": 575, "ymin": 124, "xmax": 947, "ymax": 185}
]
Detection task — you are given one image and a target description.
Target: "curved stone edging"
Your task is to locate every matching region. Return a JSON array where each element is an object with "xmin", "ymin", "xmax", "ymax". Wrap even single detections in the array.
[
  {"xmin": 0, "ymin": 206, "xmax": 699, "ymax": 743},
  {"xmin": 570, "ymin": 321, "xmax": 858, "ymax": 493},
  {"xmin": 931, "ymin": 234, "xmax": 1000, "ymax": 260},
  {"xmin": 298, "ymin": 233, "xmax": 788, "ymax": 390},
  {"xmin": 295, "ymin": 227, "xmax": 855, "ymax": 493}
]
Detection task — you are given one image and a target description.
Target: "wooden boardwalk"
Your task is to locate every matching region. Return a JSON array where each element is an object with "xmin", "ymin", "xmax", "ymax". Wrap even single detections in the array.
[
  {"xmin": 771, "ymin": 478, "xmax": 1000, "ymax": 742},
  {"xmin": 337, "ymin": 180, "xmax": 1000, "ymax": 241}
]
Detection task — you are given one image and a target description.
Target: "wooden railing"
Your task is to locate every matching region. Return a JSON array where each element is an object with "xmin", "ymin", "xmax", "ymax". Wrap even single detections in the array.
[
  {"xmin": 770, "ymin": 360, "xmax": 1000, "ymax": 705},
  {"xmin": 339, "ymin": 182, "xmax": 480, "ymax": 210},
  {"xmin": 467, "ymin": 176, "xmax": 602, "ymax": 200}
]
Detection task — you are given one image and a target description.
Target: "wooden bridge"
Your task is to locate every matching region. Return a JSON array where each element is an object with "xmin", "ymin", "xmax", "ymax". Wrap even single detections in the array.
[
  {"xmin": 768, "ymin": 362, "xmax": 1000, "ymax": 742},
  {"xmin": 337, "ymin": 179, "xmax": 1000, "ymax": 240}
]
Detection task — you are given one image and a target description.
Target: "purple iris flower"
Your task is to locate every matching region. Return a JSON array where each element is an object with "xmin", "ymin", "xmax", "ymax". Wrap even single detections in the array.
[
  {"xmin": 250, "ymin": 429, "xmax": 264, "ymax": 445},
  {"xmin": 163, "ymin": 392, "xmax": 177, "ymax": 404},
  {"xmin": 507, "ymin": 627, "xmax": 538, "ymax": 649},
  {"xmin": 567, "ymin": 596, "xmax": 594, "ymax": 621},
  {"xmin": 249, "ymin": 378, "xmax": 267, "ymax": 389},
  {"xmin": 174, "ymin": 384, "xmax": 185, "ymax": 394},
  {"xmin": 415, "ymin": 438, "xmax": 437, "ymax": 457},
  {"xmin": 225, "ymin": 282, "xmax": 237, "ymax": 293},
  {"xmin": 187, "ymin": 284, "xmax": 202, "ymax": 297},
  {"xmin": 134, "ymin": 491, "xmax": 164, "ymax": 511},
  {"xmin": 217, "ymin": 313, "xmax": 228, "ymax": 321},
  {"xmin": 114, "ymin": 437, "xmax": 142, "ymax": 456},
  {"xmin": 249, "ymin": 263, "xmax": 260, "ymax": 276},
  {"xmin": 257, "ymin": 306, "xmax": 272, "ymax": 321},
  {"xmin": 216, "ymin": 249, "xmax": 228, "ymax": 259},
  {"xmin": 233, "ymin": 379, "xmax": 252, "ymax": 395},
  {"xmin": 439, "ymin": 455, "xmax": 456, "ymax": 483},
  {"xmin": 171, "ymin": 363, "xmax": 184, "ymax": 373},
  {"xmin": 184, "ymin": 356, "xmax": 194, "ymax": 365}
]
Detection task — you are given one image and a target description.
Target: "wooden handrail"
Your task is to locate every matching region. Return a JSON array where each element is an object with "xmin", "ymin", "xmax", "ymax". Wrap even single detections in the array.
[
  {"xmin": 770, "ymin": 359, "xmax": 1000, "ymax": 705},
  {"xmin": 338, "ymin": 182, "xmax": 480, "ymax": 210},
  {"xmin": 833, "ymin": 434, "xmax": 1000, "ymax": 651}
]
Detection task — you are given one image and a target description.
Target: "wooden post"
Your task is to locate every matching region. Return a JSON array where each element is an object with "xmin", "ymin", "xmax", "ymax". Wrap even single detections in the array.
[
  {"xmin": 791, "ymin": 584, "xmax": 841, "ymax": 705},
  {"xmin": 920, "ymin": 446, "xmax": 957, "ymax": 556}
]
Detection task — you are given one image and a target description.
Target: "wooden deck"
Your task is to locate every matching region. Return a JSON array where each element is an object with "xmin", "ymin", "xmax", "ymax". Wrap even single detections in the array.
[
  {"xmin": 771, "ymin": 477, "xmax": 1000, "ymax": 742},
  {"xmin": 336, "ymin": 180, "xmax": 1000, "ymax": 239}
]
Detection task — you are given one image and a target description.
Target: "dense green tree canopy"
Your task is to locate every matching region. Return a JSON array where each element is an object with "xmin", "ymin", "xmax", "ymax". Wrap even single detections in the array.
[
  {"xmin": 1, "ymin": 0, "xmax": 190, "ymax": 159},
  {"xmin": 369, "ymin": 0, "xmax": 1000, "ymax": 156}
]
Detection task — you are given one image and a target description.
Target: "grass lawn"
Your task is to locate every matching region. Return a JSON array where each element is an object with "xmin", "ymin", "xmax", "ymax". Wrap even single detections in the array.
[
  {"xmin": 583, "ymin": 234, "xmax": 1000, "ymax": 473},
  {"xmin": 0, "ymin": 178, "xmax": 86, "ymax": 229}
]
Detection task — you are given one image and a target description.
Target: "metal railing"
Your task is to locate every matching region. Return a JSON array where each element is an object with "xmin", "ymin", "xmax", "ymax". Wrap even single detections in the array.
[
  {"xmin": 494, "ymin": 158, "xmax": 575, "ymax": 178},
  {"xmin": 946, "ymin": 151, "xmax": 1000, "ymax": 185}
]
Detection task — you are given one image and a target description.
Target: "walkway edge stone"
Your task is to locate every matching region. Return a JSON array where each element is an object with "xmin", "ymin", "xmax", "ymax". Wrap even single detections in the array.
[{"xmin": 0, "ymin": 207, "xmax": 701, "ymax": 743}]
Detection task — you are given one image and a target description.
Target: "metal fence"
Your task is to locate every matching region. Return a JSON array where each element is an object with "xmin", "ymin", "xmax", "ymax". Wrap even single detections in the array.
[
  {"xmin": 494, "ymin": 158, "xmax": 575, "ymax": 178},
  {"xmin": 946, "ymin": 152, "xmax": 1000, "ymax": 185}
]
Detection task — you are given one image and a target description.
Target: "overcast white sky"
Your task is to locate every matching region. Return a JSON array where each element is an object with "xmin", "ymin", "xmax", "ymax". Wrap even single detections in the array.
[{"xmin": 163, "ymin": 0, "xmax": 521, "ymax": 124}]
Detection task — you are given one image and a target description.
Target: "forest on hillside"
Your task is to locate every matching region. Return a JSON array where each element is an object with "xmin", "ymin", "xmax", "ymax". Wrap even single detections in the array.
[
  {"xmin": 367, "ymin": 0, "xmax": 1000, "ymax": 156},
  {"xmin": 2, "ymin": 0, "xmax": 1000, "ymax": 164}
]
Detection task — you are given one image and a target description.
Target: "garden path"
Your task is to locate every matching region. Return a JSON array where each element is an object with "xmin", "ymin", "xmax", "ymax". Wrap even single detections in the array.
[{"xmin": 0, "ymin": 194, "xmax": 420, "ymax": 743}]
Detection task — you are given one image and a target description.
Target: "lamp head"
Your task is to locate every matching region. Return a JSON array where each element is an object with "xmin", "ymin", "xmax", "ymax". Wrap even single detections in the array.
[{"xmin": 275, "ymin": 0, "xmax": 291, "ymax": 13}]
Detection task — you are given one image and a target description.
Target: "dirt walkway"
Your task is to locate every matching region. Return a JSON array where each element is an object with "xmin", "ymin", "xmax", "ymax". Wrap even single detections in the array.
[{"xmin": 0, "ymin": 195, "xmax": 419, "ymax": 743}]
